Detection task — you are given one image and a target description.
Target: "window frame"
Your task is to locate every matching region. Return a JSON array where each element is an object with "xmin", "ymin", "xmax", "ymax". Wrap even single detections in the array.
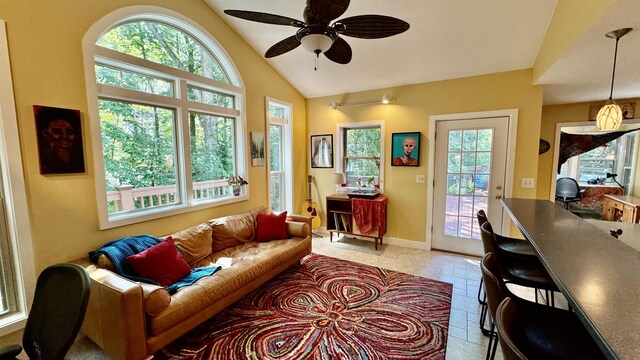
[
  {"xmin": 266, "ymin": 97, "xmax": 293, "ymax": 213},
  {"xmin": 560, "ymin": 132, "xmax": 638, "ymax": 186},
  {"xmin": 83, "ymin": 8, "xmax": 247, "ymax": 229},
  {"xmin": 0, "ymin": 19, "xmax": 36, "ymax": 334},
  {"xmin": 336, "ymin": 120, "xmax": 385, "ymax": 192}
]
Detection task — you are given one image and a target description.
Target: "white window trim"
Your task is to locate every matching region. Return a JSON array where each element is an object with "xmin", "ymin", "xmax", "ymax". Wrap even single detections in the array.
[
  {"xmin": 0, "ymin": 19, "xmax": 36, "ymax": 335},
  {"xmin": 266, "ymin": 97, "xmax": 293, "ymax": 213},
  {"xmin": 83, "ymin": 6, "xmax": 248, "ymax": 229},
  {"xmin": 335, "ymin": 120, "xmax": 385, "ymax": 192}
]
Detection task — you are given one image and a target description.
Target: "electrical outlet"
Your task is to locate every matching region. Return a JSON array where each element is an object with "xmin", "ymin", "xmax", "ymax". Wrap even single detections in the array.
[
  {"xmin": 521, "ymin": 178, "xmax": 535, "ymax": 188},
  {"xmin": 416, "ymin": 175, "xmax": 426, "ymax": 184}
]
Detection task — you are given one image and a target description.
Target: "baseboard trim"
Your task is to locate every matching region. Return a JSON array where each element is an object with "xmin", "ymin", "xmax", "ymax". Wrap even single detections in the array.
[{"xmin": 315, "ymin": 227, "xmax": 430, "ymax": 250}]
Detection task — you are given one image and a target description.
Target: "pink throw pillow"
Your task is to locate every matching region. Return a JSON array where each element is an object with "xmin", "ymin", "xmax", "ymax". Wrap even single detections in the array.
[
  {"xmin": 256, "ymin": 211, "xmax": 288, "ymax": 242},
  {"xmin": 126, "ymin": 237, "xmax": 191, "ymax": 287}
]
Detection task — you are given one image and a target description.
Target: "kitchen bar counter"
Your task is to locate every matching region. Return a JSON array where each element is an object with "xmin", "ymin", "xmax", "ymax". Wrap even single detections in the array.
[{"xmin": 501, "ymin": 198, "xmax": 640, "ymax": 360}]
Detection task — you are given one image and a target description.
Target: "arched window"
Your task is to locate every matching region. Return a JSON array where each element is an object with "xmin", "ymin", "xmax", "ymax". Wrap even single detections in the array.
[{"xmin": 85, "ymin": 11, "xmax": 246, "ymax": 229}]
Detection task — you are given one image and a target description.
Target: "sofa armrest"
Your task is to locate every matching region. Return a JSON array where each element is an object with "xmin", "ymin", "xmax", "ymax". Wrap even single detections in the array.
[
  {"xmin": 286, "ymin": 214, "xmax": 312, "ymax": 238},
  {"xmin": 71, "ymin": 259, "xmax": 148, "ymax": 360}
]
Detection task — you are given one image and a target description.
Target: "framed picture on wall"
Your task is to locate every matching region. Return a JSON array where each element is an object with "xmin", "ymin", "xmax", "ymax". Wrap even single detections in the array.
[
  {"xmin": 34, "ymin": 105, "xmax": 86, "ymax": 174},
  {"xmin": 391, "ymin": 132, "xmax": 420, "ymax": 166},
  {"xmin": 250, "ymin": 131, "xmax": 265, "ymax": 166},
  {"xmin": 310, "ymin": 134, "xmax": 333, "ymax": 168}
]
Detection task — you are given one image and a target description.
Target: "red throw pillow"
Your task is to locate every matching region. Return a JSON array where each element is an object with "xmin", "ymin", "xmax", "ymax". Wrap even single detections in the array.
[
  {"xmin": 256, "ymin": 211, "xmax": 288, "ymax": 242},
  {"xmin": 125, "ymin": 237, "xmax": 191, "ymax": 287}
]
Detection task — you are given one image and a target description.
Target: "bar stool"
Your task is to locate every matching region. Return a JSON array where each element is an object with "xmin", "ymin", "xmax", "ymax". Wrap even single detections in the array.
[
  {"xmin": 478, "ymin": 221, "xmax": 558, "ymax": 339},
  {"xmin": 476, "ymin": 210, "xmax": 538, "ymax": 334},
  {"xmin": 482, "ymin": 253, "xmax": 604, "ymax": 360},
  {"xmin": 497, "ymin": 297, "xmax": 605, "ymax": 360}
]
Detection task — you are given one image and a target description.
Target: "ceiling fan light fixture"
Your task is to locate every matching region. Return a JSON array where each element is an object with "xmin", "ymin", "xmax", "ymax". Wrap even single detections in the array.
[
  {"xmin": 596, "ymin": 27, "xmax": 632, "ymax": 131},
  {"xmin": 300, "ymin": 34, "xmax": 334, "ymax": 53}
]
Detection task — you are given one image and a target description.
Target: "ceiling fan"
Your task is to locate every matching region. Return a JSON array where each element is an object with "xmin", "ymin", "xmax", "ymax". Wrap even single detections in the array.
[{"xmin": 224, "ymin": 0, "xmax": 410, "ymax": 69}]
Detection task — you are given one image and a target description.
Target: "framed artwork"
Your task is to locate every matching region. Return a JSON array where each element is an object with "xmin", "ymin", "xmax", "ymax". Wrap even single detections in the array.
[
  {"xmin": 589, "ymin": 102, "xmax": 636, "ymax": 120},
  {"xmin": 310, "ymin": 134, "xmax": 333, "ymax": 168},
  {"xmin": 391, "ymin": 132, "xmax": 420, "ymax": 166},
  {"xmin": 34, "ymin": 105, "xmax": 85, "ymax": 174},
  {"xmin": 250, "ymin": 131, "xmax": 265, "ymax": 166}
]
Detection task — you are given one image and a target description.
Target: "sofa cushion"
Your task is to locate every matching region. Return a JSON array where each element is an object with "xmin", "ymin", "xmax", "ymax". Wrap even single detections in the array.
[
  {"xmin": 209, "ymin": 212, "xmax": 256, "ymax": 252},
  {"xmin": 146, "ymin": 236, "xmax": 311, "ymax": 336},
  {"xmin": 168, "ymin": 223, "xmax": 213, "ymax": 266},
  {"xmin": 256, "ymin": 211, "xmax": 288, "ymax": 242},
  {"xmin": 126, "ymin": 237, "xmax": 192, "ymax": 287}
]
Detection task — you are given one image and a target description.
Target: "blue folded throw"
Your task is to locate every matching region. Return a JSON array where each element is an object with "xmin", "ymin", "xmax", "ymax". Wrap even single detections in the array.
[{"xmin": 89, "ymin": 234, "xmax": 221, "ymax": 294}]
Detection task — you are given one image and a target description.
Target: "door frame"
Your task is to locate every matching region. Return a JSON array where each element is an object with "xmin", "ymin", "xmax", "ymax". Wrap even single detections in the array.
[{"xmin": 426, "ymin": 109, "xmax": 518, "ymax": 250}]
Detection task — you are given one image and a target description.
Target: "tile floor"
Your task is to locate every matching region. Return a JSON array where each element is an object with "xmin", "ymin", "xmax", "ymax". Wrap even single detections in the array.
[{"xmin": 62, "ymin": 233, "xmax": 561, "ymax": 359}]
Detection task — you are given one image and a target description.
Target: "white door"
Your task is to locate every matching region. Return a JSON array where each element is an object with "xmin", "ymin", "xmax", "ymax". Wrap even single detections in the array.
[{"xmin": 432, "ymin": 117, "xmax": 509, "ymax": 256}]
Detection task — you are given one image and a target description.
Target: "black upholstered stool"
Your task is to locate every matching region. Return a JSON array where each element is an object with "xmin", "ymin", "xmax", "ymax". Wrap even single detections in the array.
[
  {"xmin": 475, "ymin": 210, "xmax": 539, "ymax": 334},
  {"xmin": 497, "ymin": 297, "xmax": 605, "ymax": 360}
]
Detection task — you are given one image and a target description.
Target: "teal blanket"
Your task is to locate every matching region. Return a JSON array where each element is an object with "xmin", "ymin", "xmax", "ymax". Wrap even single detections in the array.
[{"xmin": 89, "ymin": 234, "xmax": 220, "ymax": 294}]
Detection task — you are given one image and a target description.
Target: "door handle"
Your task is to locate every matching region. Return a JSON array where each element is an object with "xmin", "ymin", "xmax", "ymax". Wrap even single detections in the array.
[
  {"xmin": 495, "ymin": 195, "xmax": 502, "ymax": 199},
  {"xmin": 496, "ymin": 185, "xmax": 502, "ymax": 190}
]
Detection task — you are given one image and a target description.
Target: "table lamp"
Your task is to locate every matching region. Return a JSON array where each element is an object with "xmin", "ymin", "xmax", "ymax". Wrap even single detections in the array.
[{"xmin": 333, "ymin": 173, "xmax": 345, "ymax": 193}]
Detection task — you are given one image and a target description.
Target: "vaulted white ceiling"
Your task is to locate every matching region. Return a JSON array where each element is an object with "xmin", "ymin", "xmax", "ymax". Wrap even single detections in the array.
[{"xmin": 206, "ymin": 0, "xmax": 640, "ymax": 105}]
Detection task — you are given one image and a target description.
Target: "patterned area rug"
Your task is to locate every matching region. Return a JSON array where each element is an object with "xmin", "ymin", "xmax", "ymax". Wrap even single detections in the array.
[{"xmin": 156, "ymin": 253, "xmax": 453, "ymax": 359}]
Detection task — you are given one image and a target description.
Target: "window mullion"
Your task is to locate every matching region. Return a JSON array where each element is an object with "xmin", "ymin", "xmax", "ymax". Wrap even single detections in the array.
[
  {"xmin": 178, "ymin": 79, "xmax": 193, "ymax": 205},
  {"xmin": 94, "ymin": 46, "xmax": 242, "ymax": 94}
]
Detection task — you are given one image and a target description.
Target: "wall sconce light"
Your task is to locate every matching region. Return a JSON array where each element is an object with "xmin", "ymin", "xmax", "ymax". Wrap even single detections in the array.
[
  {"xmin": 330, "ymin": 94, "xmax": 396, "ymax": 110},
  {"xmin": 596, "ymin": 28, "xmax": 633, "ymax": 131}
]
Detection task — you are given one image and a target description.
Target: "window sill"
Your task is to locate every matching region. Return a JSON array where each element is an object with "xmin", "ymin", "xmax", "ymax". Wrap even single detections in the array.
[
  {"xmin": 0, "ymin": 312, "xmax": 27, "ymax": 337},
  {"xmin": 100, "ymin": 194, "xmax": 248, "ymax": 230}
]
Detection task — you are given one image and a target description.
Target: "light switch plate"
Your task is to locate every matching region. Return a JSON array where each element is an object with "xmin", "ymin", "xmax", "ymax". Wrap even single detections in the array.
[
  {"xmin": 521, "ymin": 178, "xmax": 535, "ymax": 188},
  {"xmin": 416, "ymin": 175, "xmax": 426, "ymax": 184}
]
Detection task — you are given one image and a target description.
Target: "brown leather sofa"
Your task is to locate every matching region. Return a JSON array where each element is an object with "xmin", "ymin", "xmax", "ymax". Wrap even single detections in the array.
[{"xmin": 72, "ymin": 207, "xmax": 312, "ymax": 360}]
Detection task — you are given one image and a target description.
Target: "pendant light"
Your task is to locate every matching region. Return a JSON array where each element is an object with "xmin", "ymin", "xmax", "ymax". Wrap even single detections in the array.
[{"xmin": 596, "ymin": 28, "xmax": 632, "ymax": 131}]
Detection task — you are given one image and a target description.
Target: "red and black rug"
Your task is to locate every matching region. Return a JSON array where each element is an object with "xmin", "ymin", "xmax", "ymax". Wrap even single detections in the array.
[{"xmin": 157, "ymin": 253, "xmax": 453, "ymax": 359}]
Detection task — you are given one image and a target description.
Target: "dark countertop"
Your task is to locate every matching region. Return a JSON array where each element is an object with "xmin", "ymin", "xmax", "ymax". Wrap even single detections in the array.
[{"xmin": 501, "ymin": 198, "xmax": 640, "ymax": 360}]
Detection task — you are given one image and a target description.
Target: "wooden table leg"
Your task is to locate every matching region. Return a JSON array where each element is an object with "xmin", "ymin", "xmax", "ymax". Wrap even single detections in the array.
[{"xmin": 329, "ymin": 231, "xmax": 333, "ymax": 243}]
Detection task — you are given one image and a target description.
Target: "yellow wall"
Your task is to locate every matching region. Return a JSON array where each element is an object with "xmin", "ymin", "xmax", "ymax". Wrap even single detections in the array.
[
  {"xmin": 306, "ymin": 69, "xmax": 543, "ymax": 244},
  {"xmin": 0, "ymin": 0, "xmax": 306, "ymax": 273},
  {"xmin": 537, "ymin": 97, "xmax": 640, "ymax": 199},
  {"xmin": 532, "ymin": 0, "xmax": 613, "ymax": 82}
]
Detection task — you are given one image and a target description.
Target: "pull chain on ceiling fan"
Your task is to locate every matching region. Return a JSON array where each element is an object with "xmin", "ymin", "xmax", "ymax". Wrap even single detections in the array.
[{"xmin": 224, "ymin": 0, "xmax": 410, "ymax": 70}]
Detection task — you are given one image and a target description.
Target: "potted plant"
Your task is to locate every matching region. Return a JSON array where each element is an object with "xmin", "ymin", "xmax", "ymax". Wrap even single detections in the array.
[{"xmin": 228, "ymin": 175, "xmax": 248, "ymax": 196}]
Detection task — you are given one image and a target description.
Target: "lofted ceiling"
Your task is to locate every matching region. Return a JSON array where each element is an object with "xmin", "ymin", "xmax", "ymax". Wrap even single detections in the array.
[{"xmin": 205, "ymin": 0, "xmax": 640, "ymax": 105}]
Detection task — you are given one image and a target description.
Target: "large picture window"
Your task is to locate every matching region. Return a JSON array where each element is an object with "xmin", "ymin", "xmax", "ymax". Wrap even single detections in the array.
[{"xmin": 86, "ymin": 13, "xmax": 245, "ymax": 228}]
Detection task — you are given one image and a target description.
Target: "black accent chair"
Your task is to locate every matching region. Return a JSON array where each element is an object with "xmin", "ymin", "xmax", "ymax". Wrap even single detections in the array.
[
  {"xmin": 483, "ymin": 253, "xmax": 605, "ymax": 360},
  {"xmin": 555, "ymin": 177, "xmax": 585, "ymax": 210},
  {"xmin": 0, "ymin": 263, "xmax": 90, "ymax": 360}
]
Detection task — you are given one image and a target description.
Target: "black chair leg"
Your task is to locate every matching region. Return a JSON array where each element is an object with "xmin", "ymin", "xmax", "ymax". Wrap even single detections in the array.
[
  {"xmin": 478, "ymin": 277, "xmax": 485, "ymax": 304},
  {"xmin": 485, "ymin": 322, "xmax": 498, "ymax": 360},
  {"xmin": 479, "ymin": 293, "xmax": 493, "ymax": 336}
]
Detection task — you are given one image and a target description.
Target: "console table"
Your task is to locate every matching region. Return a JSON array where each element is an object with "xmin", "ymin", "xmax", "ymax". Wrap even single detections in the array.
[
  {"xmin": 602, "ymin": 194, "xmax": 640, "ymax": 223},
  {"xmin": 326, "ymin": 194, "xmax": 387, "ymax": 250}
]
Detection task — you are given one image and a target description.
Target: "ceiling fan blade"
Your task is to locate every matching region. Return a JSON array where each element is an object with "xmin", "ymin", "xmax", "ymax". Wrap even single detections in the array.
[
  {"xmin": 265, "ymin": 35, "xmax": 301, "ymax": 58},
  {"xmin": 306, "ymin": 0, "xmax": 350, "ymax": 24},
  {"xmin": 338, "ymin": 15, "xmax": 410, "ymax": 39},
  {"xmin": 224, "ymin": 10, "xmax": 304, "ymax": 27},
  {"xmin": 324, "ymin": 37, "xmax": 352, "ymax": 64}
]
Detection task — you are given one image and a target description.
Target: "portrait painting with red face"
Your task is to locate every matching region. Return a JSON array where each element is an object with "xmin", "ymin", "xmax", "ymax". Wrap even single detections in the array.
[{"xmin": 34, "ymin": 105, "xmax": 85, "ymax": 174}]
